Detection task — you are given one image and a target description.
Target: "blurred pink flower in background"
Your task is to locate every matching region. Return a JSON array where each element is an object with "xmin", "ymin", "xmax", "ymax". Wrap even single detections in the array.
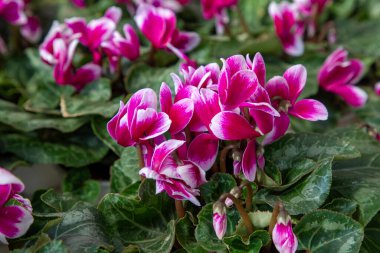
[{"xmin": 318, "ymin": 48, "xmax": 367, "ymax": 107}]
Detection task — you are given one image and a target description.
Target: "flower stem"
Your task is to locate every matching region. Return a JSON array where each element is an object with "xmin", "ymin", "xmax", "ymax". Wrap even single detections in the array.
[
  {"xmin": 220, "ymin": 144, "xmax": 239, "ymax": 173},
  {"xmin": 240, "ymin": 181, "xmax": 254, "ymax": 211},
  {"xmin": 268, "ymin": 202, "xmax": 281, "ymax": 234},
  {"xmin": 220, "ymin": 193, "xmax": 254, "ymax": 234},
  {"xmin": 175, "ymin": 200, "xmax": 185, "ymax": 218}
]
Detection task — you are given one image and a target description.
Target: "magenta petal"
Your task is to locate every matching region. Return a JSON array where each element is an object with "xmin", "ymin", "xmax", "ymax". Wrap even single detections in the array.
[
  {"xmin": 272, "ymin": 219, "xmax": 298, "ymax": 253},
  {"xmin": 177, "ymin": 163, "xmax": 207, "ymax": 188},
  {"xmin": 210, "ymin": 112, "xmax": 259, "ymax": 140},
  {"xmin": 171, "ymin": 30, "xmax": 200, "ymax": 53},
  {"xmin": 252, "ymin": 53, "xmax": 266, "ymax": 86},
  {"xmin": 127, "ymin": 88, "xmax": 157, "ymax": 127},
  {"xmin": 330, "ymin": 85, "xmax": 368, "ymax": 108},
  {"xmin": 242, "ymin": 140, "xmax": 257, "ymax": 182},
  {"xmin": 375, "ymin": 83, "xmax": 380, "ymax": 96},
  {"xmin": 151, "ymin": 139, "xmax": 185, "ymax": 172},
  {"xmin": 159, "ymin": 82, "xmax": 173, "ymax": 114},
  {"xmin": 222, "ymin": 55, "xmax": 248, "ymax": 76},
  {"xmin": 266, "ymin": 76, "xmax": 290, "ymax": 101},
  {"xmin": 20, "ymin": 16, "xmax": 42, "ymax": 43},
  {"xmin": 71, "ymin": 63, "xmax": 102, "ymax": 90},
  {"xmin": 86, "ymin": 17, "xmax": 116, "ymax": 50},
  {"xmin": 188, "ymin": 133, "xmax": 219, "ymax": 171},
  {"xmin": 289, "ymin": 99, "xmax": 328, "ymax": 121},
  {"xmin": 0, "ymin": 185, "xmax": 11, "ymax": 207},
  {"xmin": 283, "ymin": 64, "xmax": 307, "ymax": 103},
  {"xmin": 141, "ymin": 112, "xmax": 172, "ymax": 140},
  {"xmin": 0, "ymin": 205, "xmax": 33, "ymax": 240},
  {"xmin": 160, "ymin": 179, "xmax": 200, "ymax": 206},
  {"xmin": 213, "ymin": 212, "xmax": 227, "ymax": 240},
  {"xmin": 104, "ymin": 6, "xmax": 122, "ymax": 24},
  {"xmin": 65, "ymin": 17, "xmax": 87, "ymax": 36},
  {"xmin": 222, "ymin": 70, "xmax": 259, "ymax": 110},
  {"xmin": 263, "ymin": 112, "xmax": 290, "ymax": 145},
  {"xmin": 169, "ymin": 99, "xmax": 194, "ymax": 134},
  {"xmin": 0, "ymin": 168, "xmax": 24, "ymax": 194},
  {"xmin": 194, "ymin": 88, "xmax": 221, "ymax": 127}
]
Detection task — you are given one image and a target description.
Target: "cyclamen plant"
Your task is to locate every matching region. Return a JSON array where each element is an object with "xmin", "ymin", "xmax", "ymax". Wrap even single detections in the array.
[{"xmin": 107, "ymin": 53, "xmax": 327, "ymax": 246}]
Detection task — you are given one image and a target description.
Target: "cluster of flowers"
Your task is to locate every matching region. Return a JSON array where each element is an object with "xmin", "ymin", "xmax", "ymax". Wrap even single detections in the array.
[
  {"xmin": 72, "ymin": 0, "xmax": 239, "ymax": 35},
  {"xmin": 269, "ymin": 0, "xmax": 331, "ymax": 56},
  {"xmin": 0, "ymin": 0, "xmax": 41, "ymax": 54},
  {"xmin": 39, "ymin": 7, "xmax": 138, "ymax": 90},
  {"xmin": 107, "ymin": 53, "xmax": 328, "ymax": 205},
  {"xmin": 39, "ymin": 3, "xmax": 201, "ymax": 90},
  {"xmin": 0, "ymin": 168, "xmax": 33, "ymax": 244}
]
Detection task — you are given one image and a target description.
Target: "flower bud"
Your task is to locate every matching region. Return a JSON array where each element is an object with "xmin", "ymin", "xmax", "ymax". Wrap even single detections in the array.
[
  {"xmin": 272, "ymin": 208, "xmax": 298, "ymax": 253},
  {"xmin": 224, "ymin": 186, "xmax": 241, "ymax": 207},
  {"xmin": 212, "ymin": 201, "xmax": 227, "ymax": 240}
]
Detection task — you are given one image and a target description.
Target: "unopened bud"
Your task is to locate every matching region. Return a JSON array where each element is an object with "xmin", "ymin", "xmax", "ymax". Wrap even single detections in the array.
[{"xmin": 213, "ymin": 201, "xmax": 227, "ymax": 240}]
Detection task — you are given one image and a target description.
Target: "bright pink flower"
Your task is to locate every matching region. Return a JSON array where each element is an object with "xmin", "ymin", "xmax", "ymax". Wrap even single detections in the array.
[
  {"xmin": 272, "ymin": 208, "xmax": 298, "ymax": 253},
  {"xmin": 139, "ymin": 140, "xmax": 206, "ymax": 206},
  {"xmin": 201, "ymin": 0, "xmax": 238, "ymax": 34},
  {"xmin": 102, "ymin": 24, "xmax": 140, "ymax": 72},
  {"xmin": 135, "ymin": 4, "xmax": 199, "ymax": 64},
  {"xmin": 212, "ymin": 201, "xmax": 227, "ymax": 240},
  {"xmin": 269, "ymin": 2, "xmax": 305, "ymax": 56},
  {"xmin": 318, "ymin": 48, "xmax": 367, "ymax": 107},
  {"xmin": 65, "ymin": 7, "xmax": 121, "ymax": 62},
  {"xmin": 39, "ymin": 21, "xmax": 77, "ymax": 66},
  {"xmin": 375, "ymin": 83, "xmax": 380, "ymax": 96},
  {"xmin": 135, "ymin": 4, "xmax": 176, "ymax": 49},
  {"xmin": 0, "ymin": 168, "xmax": 33, "ymax": 245},
  {"xmin": 20, "ymin": 16, "xmax": 42, "ymax": 43},
  {"xmin": 71, "ymin": 0, "xmax": 86, "ymax": 8},
  {"xmin": 107, "ymin": 88, "xmax": 172, "ymax": 147},
  {"xmin": 263, "ymin": 64, "xmax": 328, "ymax": 144},
  {"xmin": 159, "ymin": 82, "xmax": 194, "ymax": 135},
  {"xmin": 294, "ymin": 0, "xmax": 331, "ymax": 37},
  {"xmin": 136, "ymin": 0, "xmax": 190, "ymax": 12},
  {"xmin": 0, "ymin": 0, "xmax": 27, "ymax": 25}
]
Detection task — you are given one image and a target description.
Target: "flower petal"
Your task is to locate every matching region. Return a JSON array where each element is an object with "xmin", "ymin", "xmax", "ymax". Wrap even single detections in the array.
[
  {"xmin": 0, "ymin": 205, "xmax": 33, "ymax": 241},
  {"xmin": 169, "ymin": 99, "xmax": 194, "ymax": 134},
  {"xmin": 252, "ymin": 52, "xmax": 266, "ymax": 86},
  {"xmin": 0, "ymin": 168, "xmax": 24, "ymax": 194},
  {"xmin": 289, "ymin": 99, "xmax": 328, "ymax": 121},
  {"xmin": 151, "ymin": 140, "xmax": 185, "ymax": 172},
  {"xmin": 329, "ymin": 85, "xmax": 368, "ymax": 108},
  {"xmin": 141, "ymin": 112, "xmax": 172, "ymax": 140},
  {"xmin": 262, "ymin": 112, "xmax": 290, "ymax": 145},
  {"xmin": 221, "ymin": 70, "xmax": 259, "ymax": 110},
  {"xmin": 188, "ymin": 133, "xmax": 219, "ymax": 171},
  {"xmin": 177, "ymin": 163, "xmax": 207, "ymax": 188},
  {"xmin": 283, "ymin": 64, "xmax": 307, "ymax": 103},
  {"xmin": 242, "ymin": 140, "xmax": 257, "ymax": 182},
  {"xmin": 159, "ymin": 82, "xmax": 173, "ymax": 114},
  {"xmin": 266, "ymin": 76, "xmax": 290, "ymax": 101},
  {"xmin": 71, "ymin": 63, "xmax": 102, "ymax": 90},
  {"xmin": 210, "ymin": 112, "xmax": 259, "ymax": 140}
]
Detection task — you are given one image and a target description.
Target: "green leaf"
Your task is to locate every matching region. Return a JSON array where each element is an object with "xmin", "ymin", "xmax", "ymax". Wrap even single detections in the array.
[
  {"xmin": 329, "ymin": 128, "xmax": 380, "ymax": 225},
  {"xmin": 294, "ymin": 210, "xmax": 364, "ymax": 253},
  {"xmin": 125, "ymin": 63, "xmax": 178, "ymax": 94},
  {"xmin": 63, "ymin": 169, "xmax": 101, "ymax": 203},
  {"xmin": 176, "ymin": 214, "xmax": 208, "ymax": 253},
  {"xmin": 0, "ymin": 133, "xmax": 108, "ymax": 167},
  {"xmin": 0, "ymin": 99, "xmax": 88, "ymax": 133},
  {"xmin": 337, "ymin": 19, "xmax": 380, "ymax": 58},
  {"xmin": 323, "ymin": 198, "xmax": 358, "ymax": 216},
  {"xmin": 195, "ymin": 203, "xmax": 240, "ymax": 252},
  {"xmin": 91, "ymin": 116, "xmax": 123, "ymax": 156},
  {"xmin": 47, "ymin": 204, "xmax": 114, "ymax": 253},
  {"xmin": 265, "ymin": 132, "xmax": 360, "ymax": 170},
  {"xmin": 200, "ymin": 173, "xmax": 237, "ymax": 203},
  {"xmin": 60, "ymin": 78, "xmax": 120, "ymax": 118},
  {"xmin": 98, "ymin": 180, "xmax": 176, "ymax": 253},
  {"xmin": 360, "ymin": 213, "xmax": 380, "ymax": 253},
  {"xmin": 110, "ymin": 147, "xmax": 141, "ymax": 193},
  {"xmin": 256, "ymin": 158, "xmax": 333, "ymax": 215},
  {"xmin": 223, "ymin": 230, "xmax": 270, "ymax": 253},
  {"xmin": 40, "ymin": 189, "xmax": 79, "ymax": 213}
]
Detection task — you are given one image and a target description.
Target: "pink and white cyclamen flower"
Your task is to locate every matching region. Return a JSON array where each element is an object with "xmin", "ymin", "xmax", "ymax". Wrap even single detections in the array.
[{"xmin": 0, "ymin": 168, "xmax": 33, "ymax": 245}]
